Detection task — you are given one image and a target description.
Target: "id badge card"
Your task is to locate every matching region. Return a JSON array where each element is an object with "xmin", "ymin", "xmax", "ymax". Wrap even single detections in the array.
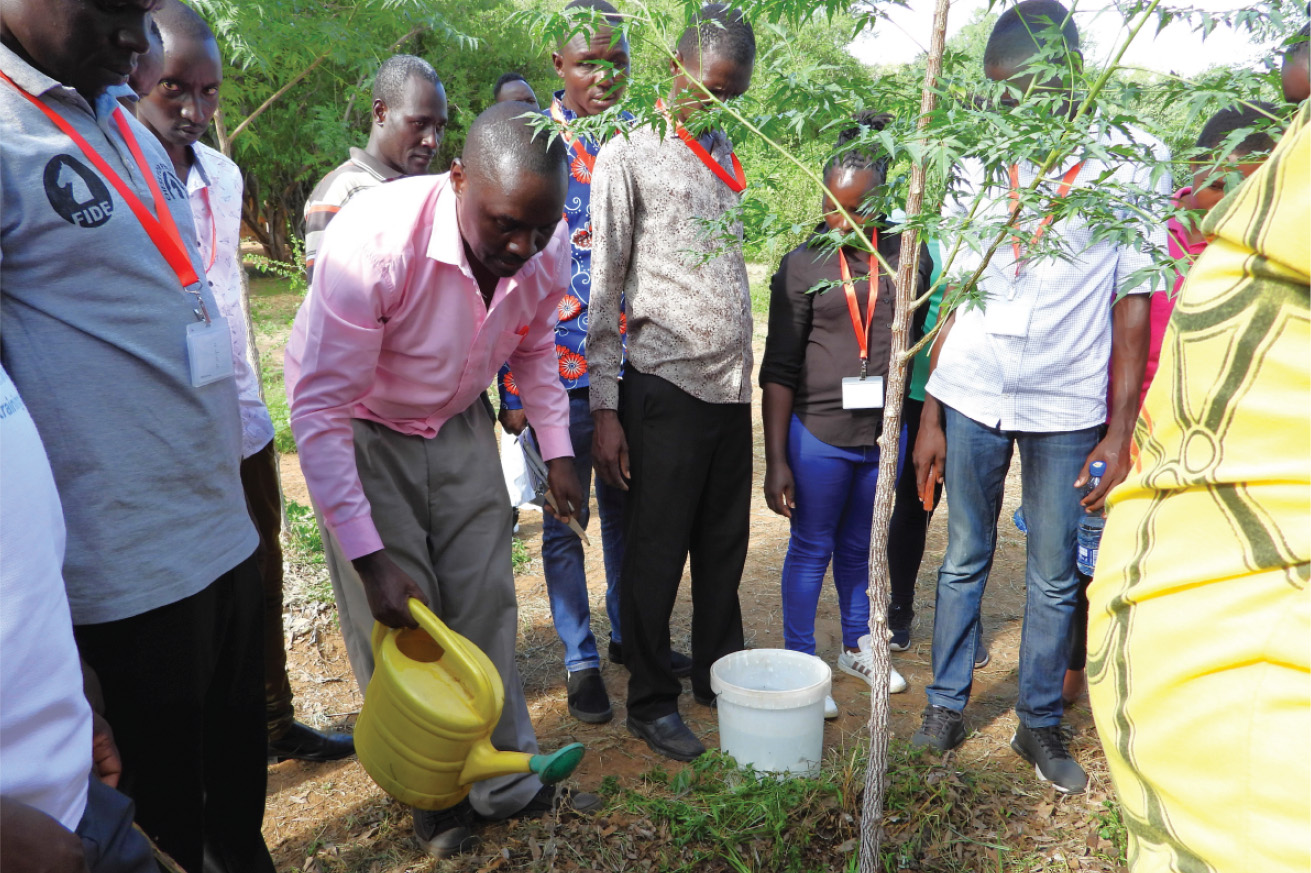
[
  {"xmin": 186, "ymin": 317, "xmax": 234, "ymax": 387},
  {"xmin": 842, "ymin": 375, "xmax": 884, "ymax": 410},
  {"xmin": 984, "ymin": 284, "xmax": 1035, "ymax": 338}
]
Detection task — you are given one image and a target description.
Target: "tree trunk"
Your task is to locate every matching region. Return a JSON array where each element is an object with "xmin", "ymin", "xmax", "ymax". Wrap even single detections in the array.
[
  {"xmin": 857, "ymin": 0, "xmax": 951, "ymax": 869},
  {"xmin": 213, "ymin": 106, "xmax": 232, "ymax": 158}
]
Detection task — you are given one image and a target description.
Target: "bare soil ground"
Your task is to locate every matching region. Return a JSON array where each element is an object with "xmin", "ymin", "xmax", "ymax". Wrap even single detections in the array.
[{"xmin": 258, "ymin": 290, "xmax": 1125, "ymax": 873}]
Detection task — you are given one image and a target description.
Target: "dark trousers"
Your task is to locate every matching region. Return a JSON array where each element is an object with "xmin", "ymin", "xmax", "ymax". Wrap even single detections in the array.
[
  {"xmin": 1070, "ymin": 573, "xmax": 1091, "ymax": 670},
  {"xmin": 74, "ymin": 556, "xmax": 275, "ymax": 873},
  {"xmin": 77, "ymin": 776, "xmax": 162, "ymax": 873},
  {"xmin": 888, "ymin": 397, "xmax": 941, "ymax": 608},
  {"xmin": 619, "ymin": 370, "xmax": 750, "ymax": 721},
  {"xmin": 240, "ymin": 439, "xmax": 294, "ymax": 737}
]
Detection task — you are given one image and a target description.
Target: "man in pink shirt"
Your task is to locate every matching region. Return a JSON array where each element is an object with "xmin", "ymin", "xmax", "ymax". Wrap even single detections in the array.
[{"xmin": 285, "ymin": 102, "xmax": 587, "ymax": 858}]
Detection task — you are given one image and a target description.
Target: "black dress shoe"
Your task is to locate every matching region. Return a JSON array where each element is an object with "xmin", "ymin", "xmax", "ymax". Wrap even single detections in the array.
[
  {"xmin": 567, "ymin": 668, "xmax": 613, "ymax": 724},
  {"xmin": 413, "ymin": 801, "xmax": 478, "ymax": 859},
  {"xmin": 608, "ymin": 638, "xmax": 694, "ymax": 678},
  {"xmin": 693, "ymin": 691, "xmax": 717, "ymax": 708},
  {"xmin": 267, "ymin": 721, "xmax": 355, "ymax": 763},
  {"xmin": 626, "ymin": 713, "xmax": 705, "ymax": 762}
]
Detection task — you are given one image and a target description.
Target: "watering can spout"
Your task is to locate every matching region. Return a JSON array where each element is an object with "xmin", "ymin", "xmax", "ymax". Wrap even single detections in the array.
[
  {"xmin": 460, "ymin": 741, "xmax": 585, "ymax": 787},
  {"xmin": 356, "ymin": 600, "xmax": 586, "ymax": 810}
]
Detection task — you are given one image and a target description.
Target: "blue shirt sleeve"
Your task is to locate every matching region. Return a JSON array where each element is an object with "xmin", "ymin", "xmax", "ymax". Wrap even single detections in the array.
[{"xmin": 497, "ymin": 363, "xmax": 524, "ymax": 411}]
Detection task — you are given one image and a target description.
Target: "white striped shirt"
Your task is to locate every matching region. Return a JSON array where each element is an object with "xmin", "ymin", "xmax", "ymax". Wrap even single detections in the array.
[{"xmin": 928, "ymin": 124, "xmax": 1171, "ymax": 432}]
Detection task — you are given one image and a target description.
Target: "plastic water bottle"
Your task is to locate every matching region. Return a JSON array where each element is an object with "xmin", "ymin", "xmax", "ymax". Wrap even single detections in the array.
[
  {"xmin": 1013, "ymin": 505, "xmax": 1028, "ymax": 535},
  {"xmin": 1076, "ymin": 461, "xmax": 1107, "ymax": 576}
]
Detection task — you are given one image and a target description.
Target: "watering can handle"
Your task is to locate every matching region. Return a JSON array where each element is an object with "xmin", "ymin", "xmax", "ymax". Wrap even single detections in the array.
[{"xmin": 405, "ymin": 598, "xmax": 497, "ymax": 706}]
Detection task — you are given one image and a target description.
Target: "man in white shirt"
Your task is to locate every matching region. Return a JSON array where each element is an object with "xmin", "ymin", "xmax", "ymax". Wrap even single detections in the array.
[
  {"xmin": 136, "ymin": 0, "xmax": 355, "ymax": 765},
  {"xmin": 0, "ymin": 1, "xmax": 271, "ymax": 869},
  {"xmin": 0, "ymin": 367, "xmax": 161, "ymax": 873},
  {"xmin": 911, "ymin": 0, "xmax": 1159, "ymax": 795}
]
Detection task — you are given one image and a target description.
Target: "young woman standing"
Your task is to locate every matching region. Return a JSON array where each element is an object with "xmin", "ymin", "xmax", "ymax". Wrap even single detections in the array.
[{"xmin": 760, "ymin": 113, "xmax": 932, "ymax": 718}]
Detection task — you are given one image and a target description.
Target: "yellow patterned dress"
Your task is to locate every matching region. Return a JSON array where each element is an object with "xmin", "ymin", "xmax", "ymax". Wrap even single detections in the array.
[{"xmin": 1088, "ymin": 107, "xmax": 1309, "ymax": 873}]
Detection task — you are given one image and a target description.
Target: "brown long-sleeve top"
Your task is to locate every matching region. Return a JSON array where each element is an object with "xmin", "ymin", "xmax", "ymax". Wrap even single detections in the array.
[
  {"xmin": 587, "ymin": 125, "xmax": 753, "ymax": 411},
  {"xmin": 760, "ymin": 228, "xmax": 932, "ymax": 447}
]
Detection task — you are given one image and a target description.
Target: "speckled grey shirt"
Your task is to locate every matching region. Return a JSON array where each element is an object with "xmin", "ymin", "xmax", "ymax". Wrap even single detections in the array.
[{"xmin": 587, "ymin": 124, "xmax": 753, "ymax": 411}]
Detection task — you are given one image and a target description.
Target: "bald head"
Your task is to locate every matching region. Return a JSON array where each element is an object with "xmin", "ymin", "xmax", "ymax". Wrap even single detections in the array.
[
  {"xmin": 461, "ymin": 100, "xmax": 568, "ymax": 186},
  {"xmin": 985, "ymin": 0, "xmax": 1079, "ymax": 75},
  {"xmin": 152, "ymin": 0, "xmax": 215, "ymax": 44},
  {"xmin": 985, "ymin": 0, "xmax": 1082, "ymax": 115},
  {"xmin": 451, "ymin": 103, "xmax": 569, "ymax": 279}
]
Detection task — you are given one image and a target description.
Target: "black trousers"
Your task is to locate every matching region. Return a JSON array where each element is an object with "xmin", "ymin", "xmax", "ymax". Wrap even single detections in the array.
[
  {"xmin": 1069, "ymin": 573, "xmax": 1091, "ymax": 670},
  {"xmin": 888, "ymin": 397, "xmax": 941, "ymax": 608},
  {"xmin": 619, "ymin": 370, "xmax": 750, "ymax": 721},
  {"xmin": 74, "ymin": 555, "xmax": 275, "ymax": 873},
  {"xmin": 239, "ymin": 439, "xmax": 294, "ymax": 737}
]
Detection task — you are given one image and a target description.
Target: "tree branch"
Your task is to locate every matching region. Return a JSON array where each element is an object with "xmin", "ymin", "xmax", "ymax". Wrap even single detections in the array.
[{"xmin": 228, "ymin": 53, "xmax": 329, "ymax": 145}]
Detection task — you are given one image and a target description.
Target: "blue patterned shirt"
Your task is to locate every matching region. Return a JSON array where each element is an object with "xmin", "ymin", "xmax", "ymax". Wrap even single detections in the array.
[{"xmin": 498, "ymin": 92, "xmax": 628, "ymax": 409}]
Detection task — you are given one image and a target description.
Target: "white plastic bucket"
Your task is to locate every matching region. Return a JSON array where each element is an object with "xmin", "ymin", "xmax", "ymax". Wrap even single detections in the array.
[{"xmin": 710, "ymin": 649, "xmax": 831, "ymax": 776}]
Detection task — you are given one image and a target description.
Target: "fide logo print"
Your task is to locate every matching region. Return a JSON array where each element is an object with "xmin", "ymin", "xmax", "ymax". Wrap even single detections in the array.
[
  {"xmin": 43, "ymin": 154, "xmax": 114, "ymax": 228},
  {"xmin": 156, "ymin": 164, "xmax": 189, "ymax": 202}
]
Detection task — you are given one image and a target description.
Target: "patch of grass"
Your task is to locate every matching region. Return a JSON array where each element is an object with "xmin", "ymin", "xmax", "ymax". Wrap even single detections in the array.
[
  {"xmin": 489, "ymin": 743, "xmax": 1048, "ymax": 873},
  {"xmin": 284, "ymin": 499, "xmax": 324, "ymax": 562},
  {"xmin": 247, "ymin": 272, "xmax": 300, "ymax": 454},
  {"xmin": 1096, "ymin": 800, "xmax": 1129, "ymax": 865},
  {"xmin": 512, "ymin": 534, "xmax": 531, "ymax": 575},
  {"xmin": 614, "ymin": 750, "xmax": 855, "ymax": 873},
  {"xmin": 262, "ymin": 371, "xmax": 296, "ymax": 454},
  {"xmin": 283, "ymin": 499, "xmax": 333, "ymax": 607},
  {"xmin": 749, "ymin": 276, "xmax": 772, "ymax": 317}
]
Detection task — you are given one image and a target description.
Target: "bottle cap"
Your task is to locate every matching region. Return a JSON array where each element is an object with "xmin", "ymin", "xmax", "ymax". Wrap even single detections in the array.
[{"xmin": 1090, "ymin": 460, "xmax": 1107, "ymax": 476}]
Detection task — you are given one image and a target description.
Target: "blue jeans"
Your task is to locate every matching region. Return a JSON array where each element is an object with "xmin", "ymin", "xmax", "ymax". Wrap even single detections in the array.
[
  {"xmin": 781, "ymin": 415, "xmax": 903, "ymax": 654},
  {"xmin": 541, "ymin": 392, "xmax": 625, "ymax": 672},
  {"xmin": 926, "ymin": 406, "xmax": 1099, "ymax": 728}
]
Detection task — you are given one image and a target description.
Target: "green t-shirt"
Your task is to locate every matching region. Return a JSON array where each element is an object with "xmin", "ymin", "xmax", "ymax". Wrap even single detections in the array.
[{"xmin": 908, "ymin": 238, "xmax": 943, "ymax": 402}]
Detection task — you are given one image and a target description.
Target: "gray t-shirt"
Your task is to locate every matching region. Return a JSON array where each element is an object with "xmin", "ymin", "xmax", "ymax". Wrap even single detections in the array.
[{"xmin": 0, "ymin": 45, "xmax": 256, "ymax": 625}]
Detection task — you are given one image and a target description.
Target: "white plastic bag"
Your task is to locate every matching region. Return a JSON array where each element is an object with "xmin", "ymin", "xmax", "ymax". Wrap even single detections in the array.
[{"xmin": 500, "ymin": 430, "xmax": 542, "ymax": 511}]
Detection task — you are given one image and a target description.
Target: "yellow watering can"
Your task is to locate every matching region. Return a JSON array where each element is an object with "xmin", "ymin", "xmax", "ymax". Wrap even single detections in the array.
[{"xmin": 355, "ymin": 599, "xmax": 585, "ymax": 810}]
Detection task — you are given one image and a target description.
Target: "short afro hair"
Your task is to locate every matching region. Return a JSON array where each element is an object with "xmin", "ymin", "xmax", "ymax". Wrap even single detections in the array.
[
  {"xmin": 1195, "ymin": 102, "xmax": 1279, "ymax": 157},
  {"xmin": 564, "ymin": 0, "xmax": 623, "ymax": 25},
  {"xmin": 984, "ymin": 0, "xmax": 1080, "ymax": 69},
  {"xmin": 461, "ymin": 101, "xmax": 568, "ymax": 186},
  {"xmin": 677, "ymin": 3, "xmax": 756, "ymax": 68},
  {"xmin": 493, "ymin": 72, "xmax": 529, "ymax": 99},
  {"xmin": 558, "ymin": 0, "xmax": 626, "ymax": 49},
  {"xmin": 824, "ymin": 111, "xmax": 893, "ymax": 184},
  {"xmin": 373, "ymin": 54, "xmax": 443, "ymax": 107},
  {"xmin": 152, "ymin": 0, "xmax": 215, "ymax": 45}
]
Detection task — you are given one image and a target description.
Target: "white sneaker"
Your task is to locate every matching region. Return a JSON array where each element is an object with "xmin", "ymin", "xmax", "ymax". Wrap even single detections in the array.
[
  {"xmin": 838, "ymin": 635, "xmax": 909, "ymax": 694},
  {"xmin": 824, "ymin": 694, "xmax": 839, "ymax": 719}
]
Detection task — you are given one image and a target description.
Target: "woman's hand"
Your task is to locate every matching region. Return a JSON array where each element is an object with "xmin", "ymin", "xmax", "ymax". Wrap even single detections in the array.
[{"xmin": 764, "ymin": 461, "xmax": 796, "ymax": 519}]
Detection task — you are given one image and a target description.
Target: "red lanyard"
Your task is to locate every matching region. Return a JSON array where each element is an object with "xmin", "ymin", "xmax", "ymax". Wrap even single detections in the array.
[
  {"xmin": 1007, "ymin": 161, "xmax": 1084, "ymax": 277},
  {"xmin": 550, "ymin": 97, "xmax": 596, "ymax": 178},
  {"xmin": 838, "ymin": 245, "xmax": 880, "ymax": 378},
  {"xmin": 0, "ymin": 72, "xmax": 207, "ymax": 317},
  {"xmin": 656, "ymin": 98, "xmax": 746, "ymax": 192}
]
